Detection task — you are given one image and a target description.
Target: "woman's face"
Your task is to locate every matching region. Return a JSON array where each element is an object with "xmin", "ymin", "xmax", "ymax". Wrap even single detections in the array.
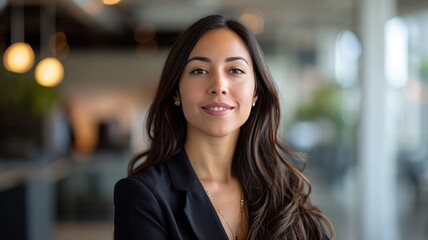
[{"xmin": 177, "ymin": 28, "xmax": 257, "ymax": 139}]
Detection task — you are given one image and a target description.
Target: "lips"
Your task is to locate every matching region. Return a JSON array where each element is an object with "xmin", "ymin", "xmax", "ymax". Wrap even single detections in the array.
[{"xmin": 202, "ymin": 103, "xmax": 234, "ymax": 116}]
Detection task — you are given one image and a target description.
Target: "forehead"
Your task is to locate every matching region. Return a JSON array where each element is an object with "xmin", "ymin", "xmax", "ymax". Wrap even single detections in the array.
[{"xmin": 188, "ymin": 28, "xmax": 252, "ymax": 63}]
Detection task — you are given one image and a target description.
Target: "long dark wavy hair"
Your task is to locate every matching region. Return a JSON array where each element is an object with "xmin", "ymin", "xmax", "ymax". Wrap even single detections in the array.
[{"xmin": 128, "ymin": 15, "xmax": 334, "ymax": 240}]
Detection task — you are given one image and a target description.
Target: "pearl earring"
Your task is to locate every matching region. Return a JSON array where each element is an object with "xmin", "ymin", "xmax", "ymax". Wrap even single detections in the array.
[
  {"xmin": 252, "ymin": 102, "xmax": 256, "ymax": 107},
  {"xmin": 174, "ymin": 100, "xmax": 180, "ymax": 106}
]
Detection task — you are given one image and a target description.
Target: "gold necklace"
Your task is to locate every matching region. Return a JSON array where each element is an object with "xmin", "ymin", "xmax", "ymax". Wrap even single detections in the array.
[{"xmin": 206, "ymin": 189, "xmax": 244, "ymax": 240}]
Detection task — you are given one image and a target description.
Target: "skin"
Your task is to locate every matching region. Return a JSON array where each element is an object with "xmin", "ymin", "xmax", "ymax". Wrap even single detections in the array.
[{"xmin": 175, "ymin": 28, "xmax": 258, "ymax": 239}]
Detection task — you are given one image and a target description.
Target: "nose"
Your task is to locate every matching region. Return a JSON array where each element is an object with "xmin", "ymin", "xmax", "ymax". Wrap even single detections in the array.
[{"xmin": 208, "ymin": 72, "xmax": 227, "ymax": 95}]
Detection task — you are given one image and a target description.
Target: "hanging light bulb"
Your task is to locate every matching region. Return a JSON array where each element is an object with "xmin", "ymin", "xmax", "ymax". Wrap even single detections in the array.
[
  {"xmin": 103, "ymin": 0, "xmax": 121, "ymax": 5},
  {"xmin": 3, "ymin": 0, "xmax": 35, "ymax": 73},
  {"xmin": 3, "ymin": 42, "xmax": 35, "ymax": 73},
  {"xmin": 34, "ymin": 57, "xmax": 64, "ymax": 87},
  {"xmin": 34, "ymin": 0, "xmax": 64, "ymax": 88}
]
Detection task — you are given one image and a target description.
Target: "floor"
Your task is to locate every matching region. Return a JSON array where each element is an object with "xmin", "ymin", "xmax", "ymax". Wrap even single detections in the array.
[{"xmin": 54, "ymin": 222, "xmax": 114, "ymax": 240}]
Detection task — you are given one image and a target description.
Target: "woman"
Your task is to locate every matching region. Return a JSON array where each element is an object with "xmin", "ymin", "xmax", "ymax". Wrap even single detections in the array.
[{"xmin": 114, "ymin": 15, "xmax": 334, "ymax": 240}]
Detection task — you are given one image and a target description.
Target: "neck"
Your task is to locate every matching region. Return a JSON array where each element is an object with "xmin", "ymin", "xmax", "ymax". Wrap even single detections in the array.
[{"xmin": 184, "ymin": 132, "xmax": 238, "ymax": 183}]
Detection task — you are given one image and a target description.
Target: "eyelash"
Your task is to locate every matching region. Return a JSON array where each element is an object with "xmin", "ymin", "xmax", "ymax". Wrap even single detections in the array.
[
  {"xmin": 190, "ymin": 68, "xmax": 245, "ymax": 75},
  {"xmin": 229, "ymin": 68, "xmax": 245, "ymax": 74},
  {"xmin": 190, "ymin": 68, "xmax": 208, "ymax": 75}
]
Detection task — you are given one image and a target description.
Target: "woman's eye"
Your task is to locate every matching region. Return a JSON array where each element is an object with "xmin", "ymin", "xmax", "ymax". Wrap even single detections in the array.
[
  {"xmin": 190, "ymin": 69, "xmax": 208, "ymax": 75},
  {"xmin": 229, "ymin": 68, "xmax": 245, "ymax": 74}
]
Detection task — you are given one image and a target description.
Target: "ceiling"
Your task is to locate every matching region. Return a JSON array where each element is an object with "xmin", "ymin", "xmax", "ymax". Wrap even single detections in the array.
[{"xmin": 1, "ymin": 0, "xmax": 428, "ymax": 51}]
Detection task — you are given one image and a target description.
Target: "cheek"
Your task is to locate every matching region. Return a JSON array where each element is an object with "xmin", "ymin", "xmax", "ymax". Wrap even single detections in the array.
[
  {"xmin": 237, "ymin": 82, "xmax": 256, "ymax": 104},
  {"xmin": 178, "ymin": 83, "xmax": 201, "ymax": 119}
]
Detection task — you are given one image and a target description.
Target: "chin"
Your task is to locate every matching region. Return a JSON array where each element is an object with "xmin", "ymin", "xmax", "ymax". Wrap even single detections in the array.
[{"xmin": 204, "ymin": 127, "xmax": 241, "ymax": 138}]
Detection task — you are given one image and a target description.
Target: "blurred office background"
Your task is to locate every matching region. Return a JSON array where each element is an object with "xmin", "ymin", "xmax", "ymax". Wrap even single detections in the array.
[{"xmin": 1, "ymin": 0, "xmax": 428, "ymax": 239}]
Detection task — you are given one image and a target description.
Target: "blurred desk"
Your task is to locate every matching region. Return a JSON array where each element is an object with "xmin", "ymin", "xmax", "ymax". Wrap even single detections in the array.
[{"xmin": 0, "ymin": 158, "xmax": 70, "ymax": 240}]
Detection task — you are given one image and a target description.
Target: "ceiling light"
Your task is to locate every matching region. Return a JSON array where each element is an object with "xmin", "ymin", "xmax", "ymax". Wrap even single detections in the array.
[
  {"xmin": 82, "ymin": 0, "xmax": 103, "ymax": 15},
  {"xmin": 134, "ymin": 23, "xmax": 156, "ymax": 43},
  {"xmin": 35, "ymin": 57, "xmax": 64, "ymax": 87},
  {"xmin": 3, "ymin": 42, "xmax": 35, "ymax": 73},
  {"xmin": 240, "ymin": 9, "xmax": 265, "ymax": 35},
  {"xmin": 49, "ymin": 32, "xmax": 70, "ymax": 58},
  {"xmin": 103, "ymin": 0, "xmax": 121, "ymax": 5},
  {"xmin": 35, "ymin": 1, "xmax": 64, "ymax": 87},
  {"xmin": 3, "ymin": 0, "xmax": 35, "ymax": 73}
]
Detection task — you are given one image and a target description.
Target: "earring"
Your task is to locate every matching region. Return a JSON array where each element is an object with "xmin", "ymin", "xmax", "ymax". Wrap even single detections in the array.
[
  {"xmin": 174, "ymin": 100, "xmax": 180, "ymax": 106},
  {"xmin": 252, "ymin": 102, "xmax": 256, "ymax": 107}
]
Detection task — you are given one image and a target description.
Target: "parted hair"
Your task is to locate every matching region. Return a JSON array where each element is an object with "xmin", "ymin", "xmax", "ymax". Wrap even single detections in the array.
[{"xmin": 128, "ymin": 15, "xmax": 334, "ymax": 240}]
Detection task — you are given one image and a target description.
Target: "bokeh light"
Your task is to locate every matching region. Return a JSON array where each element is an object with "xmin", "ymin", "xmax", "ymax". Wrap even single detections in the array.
[
  {"xmin": 3, "ymin": 42, "xmax": 35, "ymax": 73},
  {"xmin": 103, "ymin": 0, "xmax": 121, "ymax": 5},
  {"xmin": 34, "ymin": 57, "xmax": 64, "ymax": 87}
]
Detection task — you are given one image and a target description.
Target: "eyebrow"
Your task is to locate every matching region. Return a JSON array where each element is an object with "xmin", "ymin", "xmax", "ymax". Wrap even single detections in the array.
[
  {"xmin": 186, "ymin": 56, "xmax": 249, "ymax": 65},
  {"xmin": 225, "ymin": 56, "xmax": 249, "ymax": 65}
]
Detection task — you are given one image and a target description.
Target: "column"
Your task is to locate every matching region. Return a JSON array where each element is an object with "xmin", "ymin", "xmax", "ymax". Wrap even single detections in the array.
[{"xmin": 359, "ymin": 0, "xmax": 398, "ymax": 239}]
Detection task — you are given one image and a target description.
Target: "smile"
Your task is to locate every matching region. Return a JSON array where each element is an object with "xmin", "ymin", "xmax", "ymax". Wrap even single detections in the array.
[
  {"xmin": 208, "ymin": 106, "xmax": 229, "ymax": 111},
  {"xmin": 202, "ymin": 103, "xmax": 234, "ymax": 116}
]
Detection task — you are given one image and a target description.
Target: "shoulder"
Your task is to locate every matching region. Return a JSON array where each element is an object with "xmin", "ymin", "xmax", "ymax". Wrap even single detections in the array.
[
  {"xmin": 115, "ymin": 150, "xmax": 189, "ymax": 196},
  {"xmin": 114, "ymin": 163, "xmax": 174, "ymax": 239},
  {"xmin": 114, "ymin": 150, "xmax": 193, "ymax": 205},
  {"xmin": 113, "ymin": 162, "xmax": 175, "ymax": 220}
]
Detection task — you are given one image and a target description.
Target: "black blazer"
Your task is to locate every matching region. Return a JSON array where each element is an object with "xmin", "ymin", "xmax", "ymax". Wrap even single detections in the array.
[
  {"xmin": 114, "ymin": 150, "xmax": 229, "ymax": 240},
  {"xmin": 114, "ymin": 150, "xmax": 330, "ymax": 240}
]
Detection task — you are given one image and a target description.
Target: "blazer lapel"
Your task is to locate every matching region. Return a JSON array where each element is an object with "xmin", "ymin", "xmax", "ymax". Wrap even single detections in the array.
[{"xmin": 167, "ymin": 150, "xmax": 228, "ymax": 240}]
